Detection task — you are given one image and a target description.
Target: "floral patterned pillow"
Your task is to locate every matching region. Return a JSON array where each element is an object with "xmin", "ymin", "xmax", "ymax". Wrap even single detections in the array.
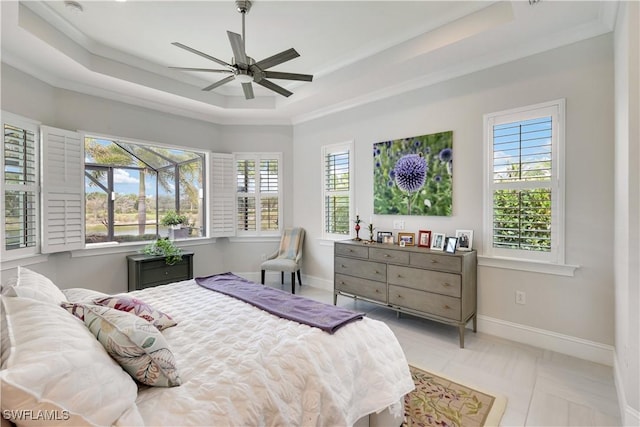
[
  {"xmin": 81, "ymin": 304, "xmax": 182, "ymax": 387},
  {"xmin": 93, "ymin": 295, "xmax": 177, "ymax": 331}
]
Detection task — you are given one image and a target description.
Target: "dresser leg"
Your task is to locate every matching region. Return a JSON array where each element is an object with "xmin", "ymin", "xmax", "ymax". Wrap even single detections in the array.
[
  {"xmin": 333, "ymin": 293, "xmax": 337, "ymax": 305},
  {"xmin": 473, "ymin": 315, "xmax": 477, "ymax": 333},
  {"xmin": 459, "ymin": 325, "xmax": 465, "ymax": 348}
]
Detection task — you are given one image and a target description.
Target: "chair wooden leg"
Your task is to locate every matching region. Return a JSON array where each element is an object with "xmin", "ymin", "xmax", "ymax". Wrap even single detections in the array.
[
  {"xmin": 296, "ymin": 270, "xmax": 302, "ymax": 286},
  {"xmin": 281, "ymin": 271, "xmax": 284, "ymax": 284},
  {"xmin": 291, "ymin": 272, "xmax": 296, "ymax": 294},
  {"xmin": 261, "ymin": 270, "xmax": 265, "ymax": 285}
]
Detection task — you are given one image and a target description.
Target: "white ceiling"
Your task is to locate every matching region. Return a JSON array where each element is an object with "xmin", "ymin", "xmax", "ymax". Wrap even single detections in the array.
[{"xmin": 1, "ymin": 1, "xmax": 617, "ymax": 125}]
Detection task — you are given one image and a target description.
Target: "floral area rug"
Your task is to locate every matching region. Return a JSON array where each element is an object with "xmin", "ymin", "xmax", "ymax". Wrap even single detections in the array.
[{"xmin": 403, "ymin": 365, "xmax": 506, "ymax": 427}]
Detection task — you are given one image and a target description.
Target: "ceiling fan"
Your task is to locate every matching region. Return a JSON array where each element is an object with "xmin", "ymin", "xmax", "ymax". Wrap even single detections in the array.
[{"xmin": 170, "ymin": 0, "xmax": 313, "ymax": 99}]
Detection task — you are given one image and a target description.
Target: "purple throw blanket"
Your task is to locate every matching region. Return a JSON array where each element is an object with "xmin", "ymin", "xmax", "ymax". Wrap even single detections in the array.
[{"xmin": 195, "ymin": 273, "xmax": 364, "ymax": 334}]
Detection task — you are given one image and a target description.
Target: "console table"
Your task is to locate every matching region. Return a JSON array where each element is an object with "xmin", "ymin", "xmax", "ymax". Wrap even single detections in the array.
[
  {"xmin": 127, "ymin": 251, "xmax": 194, "ymax": 291},
  {"xmin": 334, "ymin": 240, "xmax": 477, "ymax": 347}
]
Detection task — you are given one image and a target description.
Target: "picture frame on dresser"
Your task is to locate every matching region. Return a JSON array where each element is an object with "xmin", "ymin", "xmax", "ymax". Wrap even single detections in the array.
[
  {"xmin": 398, "ymin": 232, "xmax": 415, "ymax": 246},
  {"xmin": 445, "ymin": 237, "xmax": 458, "ymax": 254},
  {"xmin": 430, "ymin": 233, "xmax": 446, "ymax": 250},
  {"xmin": 417, "ymin": 230, "xmax": 432, "ymax": 247},
  {"xmin": 377, "ymin": 231, "xmax": 393, "ymax": 243},
  {"xmin": 455, "ymin": 229, "xmax": 473, "ymax": 251}
]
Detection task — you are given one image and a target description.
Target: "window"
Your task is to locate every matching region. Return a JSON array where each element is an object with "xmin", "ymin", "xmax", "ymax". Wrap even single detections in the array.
[
  {"xmin": 84, "ymin": 137, "xmax": 205, "ymax": 243},
  {"xmin": 1, "ymin": 113, "xmax": 40, "ymax": 258},
  {"xmin": 235, "ymin": 153, "xmax": 282, "ymax": 236},
  {"xmin": 322, "ymin": 142, "xmax": 353, "ymax": 239},
  {"xmin": 483, "ymin": 99, "xmax": 565, "ymax": 264}
]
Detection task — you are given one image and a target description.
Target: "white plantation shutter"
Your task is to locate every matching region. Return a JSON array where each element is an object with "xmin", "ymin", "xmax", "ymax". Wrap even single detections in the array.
[
  {"xmin": 210, "ymin": 153, "xmax": 235, "ymax": 237},
  {"xmin": 41, "ymin": 126, "xmax": 84, "ymax": 253}
]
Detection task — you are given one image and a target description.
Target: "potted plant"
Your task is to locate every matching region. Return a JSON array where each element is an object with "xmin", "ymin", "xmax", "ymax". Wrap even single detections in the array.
[
  {"xmin": 161, "ymin": 210, "xmax": 189, "ymax": 240},
  {"xmin": 142, "ymin": 238, "xmax": 183, "ymax": 265}
]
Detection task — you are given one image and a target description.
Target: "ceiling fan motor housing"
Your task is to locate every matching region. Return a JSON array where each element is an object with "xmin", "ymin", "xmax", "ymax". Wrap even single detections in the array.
[{"xmin": 236, "ymin": 0, "xmax": 251, "ymax": 14}]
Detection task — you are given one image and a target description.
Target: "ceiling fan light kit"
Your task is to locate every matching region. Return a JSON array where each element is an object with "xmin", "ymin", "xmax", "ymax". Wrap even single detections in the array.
[{"xmin": 170, "ymin": 0, "xmax": 313, "ymax": 99}]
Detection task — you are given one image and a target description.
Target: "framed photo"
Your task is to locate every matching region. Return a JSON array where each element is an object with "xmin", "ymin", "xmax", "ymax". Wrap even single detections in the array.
[
  {"xmin": 383, "ymin": 235, "xmax": 395, "ymax": 244},
  {"xmin": 455, "ymin": 229, "xmax": 473, "ymax": 251},
  {"xmin": 430, "ymin": 232, "xmax": 446, "ymax": 251},
  {"xmin": 445, "ymin": 237, "xmax": 458, "ymax": 254},
  {"xmin": 398, "ymin": 232, "xmax": 415, "ymax": 246},
  {"xmin": 417, "ymin": 230, "xmax": 432, "ymax": 248},
  {"xmin": 377, "ymin": 231, "xmax": 393, "ymax": 244}
]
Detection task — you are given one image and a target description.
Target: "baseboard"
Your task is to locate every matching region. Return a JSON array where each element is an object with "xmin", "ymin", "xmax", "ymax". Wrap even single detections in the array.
[
  {"xmin": 477, "ymin": 315, "xmax": 614, "ymax": 366},
  {"xmin": 614, "ymin": 352, "xmax": 640, "ymax": 426}
]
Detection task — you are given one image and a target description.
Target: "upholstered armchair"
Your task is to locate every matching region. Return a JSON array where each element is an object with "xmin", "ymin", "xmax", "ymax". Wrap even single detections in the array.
[{"xmin": 260, "ymin": 228, "xmax": 305, "ymax": 294}]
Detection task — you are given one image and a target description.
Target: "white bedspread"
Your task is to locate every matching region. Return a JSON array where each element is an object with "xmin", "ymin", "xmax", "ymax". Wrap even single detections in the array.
[{"xmin": 130, "ymin": 279, "xmax": 414, "ymax": 426}]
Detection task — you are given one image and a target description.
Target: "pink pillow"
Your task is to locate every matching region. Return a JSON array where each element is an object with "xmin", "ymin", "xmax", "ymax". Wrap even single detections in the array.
[{"xmin": 93, "ymin": 296, "xmax": 177, "ymax": 331}]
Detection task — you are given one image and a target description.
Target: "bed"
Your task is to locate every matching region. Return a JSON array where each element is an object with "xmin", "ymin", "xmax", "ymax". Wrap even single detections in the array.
[{"xmin": 1, "ymin": 268, "xmax": 414, "ymax": 426}]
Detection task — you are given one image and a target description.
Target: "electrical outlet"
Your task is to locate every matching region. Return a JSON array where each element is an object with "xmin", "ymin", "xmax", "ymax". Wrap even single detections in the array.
[
  {"xmin": 393, "ymin": 220, "xmax": 405, "ymax": 230},
  {"xmin": 515, "ymin": 291, "xmax": 526, "ymax": 305}
]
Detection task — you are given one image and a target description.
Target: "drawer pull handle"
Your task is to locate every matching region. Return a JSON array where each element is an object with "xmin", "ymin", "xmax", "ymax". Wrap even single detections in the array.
[
  {"xmin": 340, "ymin": 281, "xmax": 345, "ymax": 285},
  {"xmin": 431, "ymin": 259, "xmax": 438, "ymax": 264},
  {"xmin": 444, "ymin": 305, "xmax": 451, "ymax": 309},
  {"xmin": 384, "ymin": 254, "xmax": 391, "ymax": 258},
  {"xmin": 397, "ymin": 274, "xmax": 403, "ymax": 279},
  {"xmin": 375, "ymin": 270, "xmax": 380, "ymax": 274},
  {"xmin": 165, "ymin": 271, "xmax": 169, "ymax": 275},
  {"xmin": 443, "ymin": 283, "xmax": 451, "ymax": 287},
  {"xmin": 349, "ymin": 249, "xmax": 354, "ymax": 252},
  {"xmin": 341, "ymin": 265, "xmax": 347, "ymax": 268}
]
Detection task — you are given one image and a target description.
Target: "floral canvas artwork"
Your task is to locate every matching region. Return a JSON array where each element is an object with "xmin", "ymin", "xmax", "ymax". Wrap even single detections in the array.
[{"xmin": 373, "ymin": 131, "xmax": 453, "ymax": 216}]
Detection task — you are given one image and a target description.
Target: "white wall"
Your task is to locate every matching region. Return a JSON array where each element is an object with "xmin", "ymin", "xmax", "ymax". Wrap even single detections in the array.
[
  {"xmin": 293, "ymin": 35, "xmax": 615, "ymax": 351},
  {"xmin": 0, "ymin": 63, "xmax": 293, "ymax": 293},
  {"xmin": 614, "ymin": 2, "xmax": 640, "ymax": 424}
]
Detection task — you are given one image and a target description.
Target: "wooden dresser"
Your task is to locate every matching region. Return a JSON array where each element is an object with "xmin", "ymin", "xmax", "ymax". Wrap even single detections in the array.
[
  {"xmin": 127, "ymin": 251, "xmax": 194, "ymax": 291},
  {"xmin": 334, "ymin": 240, "xmax": 477, "ymax": 347}
]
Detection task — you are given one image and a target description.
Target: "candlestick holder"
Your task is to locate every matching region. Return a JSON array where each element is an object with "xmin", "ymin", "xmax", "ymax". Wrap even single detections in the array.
[
  {"xmin": 368, "ymin": 223, "xmax": 375, "ymax": 242},
  {"xmin": 353, "ymin": 215, "xmax": 362, "ymax": 241}
]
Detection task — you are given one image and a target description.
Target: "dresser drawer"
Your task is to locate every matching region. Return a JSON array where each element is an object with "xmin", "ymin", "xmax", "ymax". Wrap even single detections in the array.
[
  {"xmin": 140, "ymin": 261, "xmax": 191, "ymax": 286},
  {"xmin": 410, "ymin": 252, "xmax": 461, "ymax": 273},
  {"xmin": 335, "ymin": 274, "xmax": 386, "ymax": 303},
  {"xmin": 387, "ymin": 265, "xmax": 461, "ymax": 297},
  {"xmin": 389, "ymin": 285, "xmax": 461, "ymax": 320},
  {"xmin": 369, "ymin": 247, "xmax": 409, "ymax": 265},
  {"xmin": 335, "ymin": 256, "xmax": 386, "ymax": 282},
  {"xmin": 335, "ymin": 243, "xmax": 369, "ymax": 259}
]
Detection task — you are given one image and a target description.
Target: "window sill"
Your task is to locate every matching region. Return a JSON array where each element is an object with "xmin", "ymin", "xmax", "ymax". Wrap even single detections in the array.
[
  {"xmin": 477, "ymin": 255, "xmax": 579, "ymax": 277},
  {"xmin": 0, "ymin": 254, "xmax": 50, "ymax": 271},
  {"xmin": 72, "ymin": 237, "xmax": 215, "ymax": 258}
]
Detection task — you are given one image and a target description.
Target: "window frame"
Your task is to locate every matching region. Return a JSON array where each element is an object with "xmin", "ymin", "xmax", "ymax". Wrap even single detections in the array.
[
  {"xmin": 83, "ymin": 133, "xmax": 207, "ymax": 245},
  {"xmin": 483, "ymin": 99, "xmax": 566, "ymax": 265},
  {"xmin": 234, "ymin": 152, "xmax": 283, "ymax": 237},
  {"xmin": 1, "ymin": 112, "xmax": 41, "ymax": 260},
  {"xmin": 321, "ymin": 141, "xmax": 354, "ymax": 241}
]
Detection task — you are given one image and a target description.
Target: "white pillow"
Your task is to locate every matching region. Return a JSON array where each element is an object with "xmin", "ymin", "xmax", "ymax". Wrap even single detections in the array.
[
  {"xmin": 62, "ymin": 287, "xmax": 110, "ymax": 303},
  {"xmin": 4, "ymin": 266, "xmax": 66, "ymax": 304},
  {"xmin": 0, "ymin": 296, "xmax": 139, "ymax": 426}
]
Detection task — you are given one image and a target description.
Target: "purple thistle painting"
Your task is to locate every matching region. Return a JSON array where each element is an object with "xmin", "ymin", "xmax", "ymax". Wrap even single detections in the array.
[{"xmin": 373, "ymin": 131, "xmax": 452, "ymax": 216}]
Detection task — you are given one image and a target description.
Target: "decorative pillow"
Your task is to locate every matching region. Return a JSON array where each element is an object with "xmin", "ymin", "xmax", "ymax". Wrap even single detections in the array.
[
  {"xmin": 62, "ymin": 287, "xmax": 109, "ymax": 303},
  {"xmin": 81, "ymin": 304, "xmax": 181, "ymax": 387},
  {"xmin": 93, "ymin": 295, "xmax": 177, "ymax": 331},
  {"xmin": 0, "ymin": 296, "xmax": 139, "ymax": 426},
  {"xmin": 60, "ymin": 301, "xmax": 88, "ymax": 321},
  {"xmin": 4, "ymin": 266, "xmax": 66, "ymax": 304}
]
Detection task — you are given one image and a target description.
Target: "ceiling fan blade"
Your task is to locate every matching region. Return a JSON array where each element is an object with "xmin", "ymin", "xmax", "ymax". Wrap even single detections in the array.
[
  {"xmin": 202, "ymin": 75, "xmax": 236, "ymax": 91},
  {"xmin": 254, "ymin": 48, "xmax": 300, "ymax": 70},
  {"xmin": 172, "ymin": 42, "xmax": 233, "ymax": 69},
  {"xmin": 242, "ymin": 82, "xmax": 255, "ymax": 100},
  {"xmin": 227, "ymin": 31, "xmax": 247, "ymax": 68},
  {"xmin": 263, "ymin": 71, "xmax": 313, "ymax": 82},
  {"xmin": 169, "ymin": 67, "xmax": 233, "ymax": 73},
  {"xmin": 255, "ymin": 79, "xmax": 293, "ymax": 98}
]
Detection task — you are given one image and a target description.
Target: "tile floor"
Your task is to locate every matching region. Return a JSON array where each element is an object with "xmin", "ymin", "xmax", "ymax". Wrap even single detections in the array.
[{"xmin": 266, "ymin": 281, "xmax": 622, "ymax": 427}]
